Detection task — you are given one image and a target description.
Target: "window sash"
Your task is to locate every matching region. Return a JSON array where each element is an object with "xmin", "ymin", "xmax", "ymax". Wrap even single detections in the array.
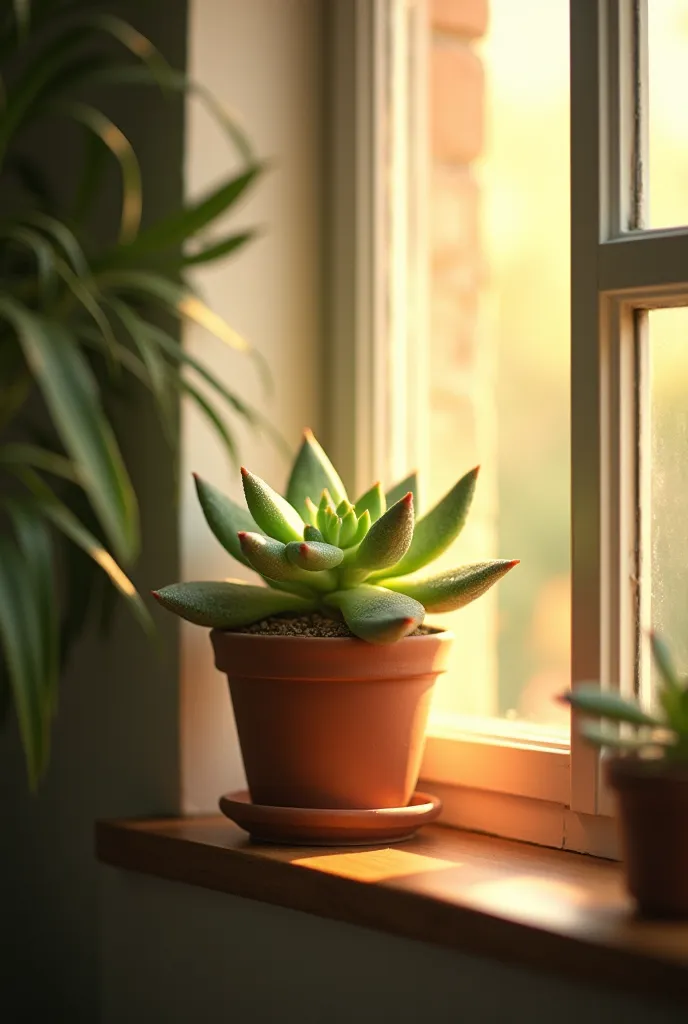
[{"xmin": 326, "ymin": 0, "xmax": 688, "ymax": 837}]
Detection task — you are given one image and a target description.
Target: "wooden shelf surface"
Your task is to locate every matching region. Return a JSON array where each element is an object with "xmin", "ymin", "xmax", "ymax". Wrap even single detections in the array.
[{"xmin": 96, "ymin": 817, "xmax": 688, "ymax": 1007}]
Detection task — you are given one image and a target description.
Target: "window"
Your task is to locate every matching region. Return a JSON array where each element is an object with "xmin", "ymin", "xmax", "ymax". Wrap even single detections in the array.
[{"xmin": 326, "ymin": 0, "xmax": 688, "ymax": 855}]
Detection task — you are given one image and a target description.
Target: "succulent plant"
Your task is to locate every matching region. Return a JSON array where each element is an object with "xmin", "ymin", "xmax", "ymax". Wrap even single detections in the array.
[
  {"xmin": 154, "ymin": 430, "xmax": 519, "ymax": 644},
  {"xmin": 562, "ymin": 633, "xmax": 688, "ymax": 761}
]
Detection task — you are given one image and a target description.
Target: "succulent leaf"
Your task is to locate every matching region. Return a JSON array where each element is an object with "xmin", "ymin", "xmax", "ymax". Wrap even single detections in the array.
[
  {"xmin": 325, "ymin": 585, "xmax": 424, "ymax": 644},
  {"xmin": 386, "ymin": 471, "xmax": 418, "ymax": 511},
  {"xmin": 152, "ymin": 580, "xmax": 315, "ymax": 628},
  {"xmin": 350, "ymin": 509, "xmax": 371, "ymax": 547},
  {"xmin": 351, "ymin": 492, "xmax": 414, "ymax": 575},
  {"xmin": 193, "ymin": 473, "xmax": 260, "ymax": 568},
  {"xmin": 241, "ymin": 467, "xmax": 304, "ymax": 544},
  {"xmin": 303, "ymin": 523, "xmax": 324, "ymax": 542},
  {"xmin": 338, "ymin": 508, "xmax": 358, "ymax": 547},
  {"xmin": 239, "ymin": 532, "xmax": 334, "ymax": 591},
  {"xmin": 355, "ymin": 481, "xmax": 385, "ymax": 522},
  {"xmin": 562, "ymin": 685, "xmax": 660, "ymax": 726},
  {"xmin": 382, "ymin": 560, "xmax": 519, "ymax": 613},
  {"xmin": 304, "ymin": 497, "xmax": 319, "ymax": 527},
  {"xmin": 285, "ymin": 541, "xmax": 344, "ymax": 571},
  {"xmin": 377, "ymin": 467, "xmax": 478, "ymax": 580},
  {"xmin": 286, "ymin": 429, "xmax": 347, "ymax": 518}
]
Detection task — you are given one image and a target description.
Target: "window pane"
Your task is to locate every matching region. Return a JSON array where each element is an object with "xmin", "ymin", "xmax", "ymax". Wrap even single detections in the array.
[
  {"xmin": 427, "ymin": 0, "xmax": 570, "ymax": 731},
  {"xmin": 648, "ymin": 1, "xmax": 688, "ymax": 228},
  {"xmin": 648, "ymin": 308, "xmax": 688, "ymax": 692}
]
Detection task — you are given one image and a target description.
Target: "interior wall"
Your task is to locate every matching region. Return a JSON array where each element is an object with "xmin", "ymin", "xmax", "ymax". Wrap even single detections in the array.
[
  {"xmin": 101, "ymin": 869, "xmax": 685, "ymax": 1024},
  {"xmin": 179, "ymin": 0, "xmax": 324, "ymax": 813}
]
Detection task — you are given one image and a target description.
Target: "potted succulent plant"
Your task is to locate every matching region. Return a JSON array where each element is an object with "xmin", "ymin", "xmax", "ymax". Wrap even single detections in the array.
[
  {"xmin": 154, "ymin": 430, "xmax": 518, "ymax": 843},
  {"xmin": 563, "ymin": 633, "xmax": 688, "ymax": 917}
]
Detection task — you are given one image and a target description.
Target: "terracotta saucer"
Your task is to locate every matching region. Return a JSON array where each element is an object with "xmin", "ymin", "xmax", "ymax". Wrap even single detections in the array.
[{"xmin": 218, "ymin": 790, "xmax": 442, "ymax": 846}]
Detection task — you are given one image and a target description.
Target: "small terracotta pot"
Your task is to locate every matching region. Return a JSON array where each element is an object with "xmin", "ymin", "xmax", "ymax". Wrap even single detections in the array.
[
  {"xmin": 211, "ymin": 629, "xmax": 453, "ymax": 810},
  {"xmin": 607, "ymin": 756, "xmax": 688, "ymax": 917}
]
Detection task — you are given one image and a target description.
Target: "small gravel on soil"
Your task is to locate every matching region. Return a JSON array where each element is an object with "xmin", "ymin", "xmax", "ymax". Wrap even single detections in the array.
[{"xmin": 230, "ymin": 611, "xmax": 436, "ymax": 639}]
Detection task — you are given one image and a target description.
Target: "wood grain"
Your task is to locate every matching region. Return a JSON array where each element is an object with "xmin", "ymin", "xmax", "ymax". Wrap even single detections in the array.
[{"xmin": 96, "ymin": 818, "xmax": 688, "ymax": 1007}]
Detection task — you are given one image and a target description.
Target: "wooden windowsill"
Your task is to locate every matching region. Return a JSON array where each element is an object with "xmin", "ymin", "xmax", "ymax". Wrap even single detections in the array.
[{"xmin": 96, "ymin": 818, "xmax": 688, "ymax": 1008}]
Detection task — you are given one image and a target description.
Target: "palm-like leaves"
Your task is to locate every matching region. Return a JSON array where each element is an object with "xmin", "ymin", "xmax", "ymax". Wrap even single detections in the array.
[{"xmin": 0, "ymin": 0, "xmax": 267, "ymax": 786}]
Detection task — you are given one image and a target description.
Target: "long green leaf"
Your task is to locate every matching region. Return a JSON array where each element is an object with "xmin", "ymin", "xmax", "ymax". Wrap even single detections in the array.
[
  {"xmin": 179, "ymin": 230, "xmax": 257, "ymax": 267},
  {"xmin": 50, "ymin": 101, "xmax": 141, "ymax": 243},
  {"xmin": 182, "ymin": 380, "xmax": 238, "ymax": 467},
  {"xmin": 113, "ymin": 165, "xmax": 262, "ymax": 257},
  {"xmin": 564, "ymin": 685, "xmax": 659, "ymax": 727},
  {"xmin": 153, "ymin": 580, "xmax": 315, "ymax": 629},
  {"xmin": 7, "ymin": 501, "xmax": 58, "ymax": 715},
  {"xmin": 0, "ymin": 535, "xmax": 47, "ymax": 789},
  {"xmin": 375, "ymin": 467, "xmax": 479, "ymax": 581},
  {"xmin": 382, "ymin": 560, "xmax": 519, "ymax": 613},
  {"xmin": 1, "ymin": 300, "xmax": 139, "ymax": 564}
]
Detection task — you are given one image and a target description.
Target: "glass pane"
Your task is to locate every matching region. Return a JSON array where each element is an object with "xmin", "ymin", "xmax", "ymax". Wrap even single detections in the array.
[
  {"xmin": 427, "ymin": 0, "xmax": 570, "ymax": 731},
  {"xmin": 649, "ymin": 309, "xmax": 688, "ymax": 691},
  {"xmin": 648, "ymin": 1, "xmax": 688, "ymax": 228}
]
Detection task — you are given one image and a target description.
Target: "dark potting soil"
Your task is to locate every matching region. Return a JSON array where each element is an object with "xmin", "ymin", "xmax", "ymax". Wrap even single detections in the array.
[{"xmin": 229, "ymin": 611, "xmax": 436, "ymax": 639}]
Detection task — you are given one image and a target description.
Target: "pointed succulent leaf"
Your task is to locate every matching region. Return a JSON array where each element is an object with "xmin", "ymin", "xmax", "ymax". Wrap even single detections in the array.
[
  {"xmin": 336, "ymin": 499, "xmax": 352, "ymax": 517},
  {"xmin": 241, "ymin": 467, "xmax": 304, "ymax": 544},
  {"xmin": 353, "ymin": 493, "xmax": 414, "ymax": 574},
  {"xmin": 325, "ymin": 585, "xmax": 424, "ymax": 644},
  {"xmin": 194, "ymin": 474, "xmax": 261, "ymax": 568},
  {"xmin": 386, "ymin": 471, "xmax": 418, "ymax": 511},
  {"xmin": 328, "ymin": 513, "xmax": 342, "ymax": 547},
  {"xmin": 286, "ymin": 429, "xmax": 348, "ymax": 518},
  {"xmin": 316, "ymin": 491, "xmax": 334, "ymax": 535},
  {"xmin": 239, "ymin": 532, "xmax": 334, "ymax": 591},
  {"xmin": 580, "ymin": 722, "xmax": 673, "ymax": 751},
  {"xmin": 304, "ymin": 524, "xmax": 324, "ymax": 542},
  {"xmin": 351, "ymin": 509, "xmax": 371, "ymax": 546},
  {"xmin": 562, "ymin": 685, "xmax": 660, "ymax": 726},
  {"xmin": 339, "ymin": 508, "xmax": 358, "ymax": 547},
  {"xmin": 377, "ymin": 467, "xmax": 478, "ymax": 580},
  {"xmin": 382, "ymin": 560, "xmax": 519, "ymax": 613},
  {"xmin": 153, "ymin": 580, "xmax": 315, "ymax": 628},
  {"xmin": 285, "ymin": 541, "xmax": 344, "ymax": 571},
  {"xmin": 304, "ymin": 497, "xmax": 319, "ymax": 528},
  {"xmin": 355, "ymin": 481, "xmax": 385, "ymax": 523}
]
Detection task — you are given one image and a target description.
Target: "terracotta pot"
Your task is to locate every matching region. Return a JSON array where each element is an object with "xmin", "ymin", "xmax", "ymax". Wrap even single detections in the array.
[
  {"xmin": 211, "ymin": 629, "xmax": 453, "ymax": 810},
  {"xmin": 607, "ymin": 756, "xmax": 688, "ymax": 917}
]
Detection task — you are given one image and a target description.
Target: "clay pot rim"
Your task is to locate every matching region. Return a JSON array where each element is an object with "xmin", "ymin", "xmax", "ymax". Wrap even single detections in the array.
[{"xmin": 211, "ymin": 626, "xmax": 452, "ymax": 646}]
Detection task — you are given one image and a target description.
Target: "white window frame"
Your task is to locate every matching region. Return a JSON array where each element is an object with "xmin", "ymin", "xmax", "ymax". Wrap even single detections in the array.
[{"xmin": 325, "ymin": 0, "xmax": 688, "ymax": 857}]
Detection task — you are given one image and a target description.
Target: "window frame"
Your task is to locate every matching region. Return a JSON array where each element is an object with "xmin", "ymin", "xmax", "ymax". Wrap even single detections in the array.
[{"xmin": 325, "ymin": 0, "xmax": 688, "ymax": 855}]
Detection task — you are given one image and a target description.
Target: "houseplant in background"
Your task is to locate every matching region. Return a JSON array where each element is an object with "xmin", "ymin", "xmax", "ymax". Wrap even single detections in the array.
[
  {"xmin": 563, "ymin": 633, "xmax": 688, "ymax": 917},
  {"xmin": 0, "ymin": 0, "xmax": 268, "ymax": 788},
  {"xmin": 154, "ymin": 430, "xmax": 519, "ymax": 844}
]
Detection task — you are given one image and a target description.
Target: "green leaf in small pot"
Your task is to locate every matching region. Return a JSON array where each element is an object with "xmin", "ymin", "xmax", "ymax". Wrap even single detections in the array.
[
  {"xmin": 382, "ymin": 560, "xmax": 520, "ymax": 613},
  {"xmin": 580, "ymin": 722, "xmax": 673, "ymax": 751},
  {"xmin": 285, "ymin": 541, "xmax": 344, "ymax": 572},
  {"xmin": 1, "ymin": 300, "xmax": 139, "ymax": 565},
  {"xmin": 239, "ymin": 532, "xmax": 334, "ymax": 591},
  {"xmin": 325, "ymin": 585, "xmax": 424, "ymax": 644},
  {"xmin": 241, "ymin": 467, "xmax": 304, "ymax": 544},
  {"xmin": 376, "ymin": 467, "xmax": 478, "ymax": 581},
  {"xmin": 152, "ymin": 580, "xmax": 316, "ymax": 629},
  {"xmin": 351, "ymin": 493, "xmax": 414, "ymax": 575},
  {"xmin": 562, "ymin": 685, "xmax": 660, "ymax": 726},
  {"xmin": 286, "ymin": 429, "xmax": 348, "ymax": 520},
  {"xmin": 354, "ymin": 481, "xmax": 385, "ymax": 523},
  {"xmin": 193, "ymin": 474, "xmax": 261, "ymax": 569},
  {"xmin": 338, "ymin": 508, "xmax": 358, "ymax": 547}
]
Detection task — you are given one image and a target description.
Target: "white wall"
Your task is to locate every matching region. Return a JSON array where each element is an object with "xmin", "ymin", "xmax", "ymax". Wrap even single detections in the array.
[
  {"xmin": 179, "ymin": 0, "xmax": 324, "ymax": 814},
  {"xmin": 102, "ymin": 869, "xmax": 685, "ymax": 1024}
]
